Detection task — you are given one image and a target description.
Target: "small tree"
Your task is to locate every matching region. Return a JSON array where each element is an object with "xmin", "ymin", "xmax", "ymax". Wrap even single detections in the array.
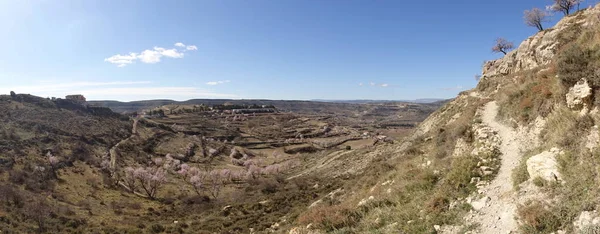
[
  {"xmin": 206, "ymin": 170, "xmax": 224, "ymax": 199},
  {"xmin": 134, "ymin": 167, "xmax": 167, "ymax": 199},
  {"xmin": 123, "ymin": 167, "xmax": 137, "ymax": 193},
  {"xmin": 492, "ymin": 38, "xmax": 514, "ymax": 55},
  {"xmin": 25, "ymin": 199, "xmax": 51, "ymax": 232},
  {"xmin": 47, "ymin": 152, "xmax": 60, "ymax": 178},
  {"xmin": 548, "ymin": 0, "xmax": 581, "ymax": 16},
  {"xmin": 524, "ymin": 8, "xmax": 549, "ymax": 31}
]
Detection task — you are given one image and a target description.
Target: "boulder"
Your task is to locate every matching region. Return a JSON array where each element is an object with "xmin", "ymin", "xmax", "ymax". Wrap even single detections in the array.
[
  {"xmin": 574, "ymin": 211, "xmax": 600, "ymax": 233},
  {"xmin": 470, "ymin": 196, "xmax": 491, "ymax": 211},
  {"xmin": 526, "ymin": 148, "xmax": 563, "ymax": 183},
  {"xmin": 566, "ymin": 79, "xmax": 592, "ymax": 112}
]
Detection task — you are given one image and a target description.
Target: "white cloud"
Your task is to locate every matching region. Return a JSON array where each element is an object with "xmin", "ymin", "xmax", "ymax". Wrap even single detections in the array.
[
  {"xmin": 206, "ymin": 80, "xmax": 231, "ymax": 86},
  {"xmin": 105, "ymin": 43, "xmax": 196, "ymax": 67},
  {"xmin": 104, "ymin": 53, "xmax": 138, "ymax": 67},
  {"xmin": 154, "ymin": 47, "xmax": 184, "ymax": 58},
  {"xmin": 370, "ymin": 82, "xmax": 375, "ymax": 86},
  {"xmin": 138, "ymin": 49, "xmax": 162, "ymax": 63},
  {"xmin": 380, "ymin": 84, "xmax": 389, "ymax": 87},
  {"xmin": 359, "ymin": 83, "xmax": 363, "ymax": 86}
]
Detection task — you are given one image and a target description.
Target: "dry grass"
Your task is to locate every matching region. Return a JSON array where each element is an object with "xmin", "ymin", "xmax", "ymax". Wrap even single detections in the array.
[{"xmin": 518, "ymin": 201, "xmax": 561, "ymax": 233}]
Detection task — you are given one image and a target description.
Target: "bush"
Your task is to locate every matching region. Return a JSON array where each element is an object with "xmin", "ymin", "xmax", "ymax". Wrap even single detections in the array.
[
  {"xmin": 297, "ymin": 205, "xmax": 359, "ymax": 231},
  {"xmin": 518, "ymin": 201, "xmax": 560, "ymax": 233},
  {"xmin": 557, "ymin": 44, "xmax": 600, "ymax": 88},
  {"xmin": 445, "ymin": 155, "xmax": 479, "ymax": 196},
  {"xmin": 512, "ymin": 159, "xmax": 530, "ymax": 189},
  {"xmin": 426, "ymin": 195, "xmax": 450, "ymax": 214},
  {"xmin": 150, "ymin": 223, "xmax": 165, "ymax": 233}
]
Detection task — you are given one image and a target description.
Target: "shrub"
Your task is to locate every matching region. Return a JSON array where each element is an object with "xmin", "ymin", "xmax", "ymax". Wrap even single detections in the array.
[
  {"xmin": 512, "ymin": 159, "xmax": 530, "ymax": 189},
  {"xmin": 557, "ymin": 44, "xmax": 599, "ymax": 88},
  {"xmin": 518, "ymin": 201, "xmax": 561, "ymax": 233},
  {"xmin": 150, "ymin": 223, "xmax": 165, "ymax": 233},
  {"xmin": 426, "ymin": 195, "xmax": 450, "ymax": 214},
  {"xmin": 445, "ymin": 155, "xmax": 479, "ymax": 196},
  {"xmin": 297, "ymin": 205, "xmax": 359, "ymax": 231}
]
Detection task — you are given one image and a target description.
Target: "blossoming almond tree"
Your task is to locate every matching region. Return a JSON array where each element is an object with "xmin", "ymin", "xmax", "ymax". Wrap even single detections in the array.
[
  {"xmin": 524, "ymin": 8, "xmax": 550, "ymax": 31},
  {"xmin": 492, "ymin": 38, "xmax": 514, "ymax": 55}
]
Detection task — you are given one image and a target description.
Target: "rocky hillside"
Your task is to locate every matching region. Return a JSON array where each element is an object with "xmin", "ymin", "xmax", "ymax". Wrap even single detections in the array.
[{"xmin": 286, "ymin": 4, "xmax": 600, "ymax": 234}]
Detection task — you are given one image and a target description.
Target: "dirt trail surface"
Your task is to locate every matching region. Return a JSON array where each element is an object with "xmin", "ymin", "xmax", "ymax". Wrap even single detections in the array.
[
  {"xmin": 472, "ymin": 101, "xmax": 520, "ymax": 233},
  {"xmin": 110, "ymin": 118, "xmax": 139, "ymax": 170}
]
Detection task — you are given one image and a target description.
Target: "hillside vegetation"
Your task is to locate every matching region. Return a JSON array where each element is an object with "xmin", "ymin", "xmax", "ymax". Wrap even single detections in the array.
[
  {"xmin": 0, "ymin": 91, "xmax": 442, "ymax": 233},
  {"xmin": 3, "ymin": 3, "xmax": 600, "ymax": 234},
  {"xmin": 286, "ymin": 4, "xmax": 600, "ymax": 234}
]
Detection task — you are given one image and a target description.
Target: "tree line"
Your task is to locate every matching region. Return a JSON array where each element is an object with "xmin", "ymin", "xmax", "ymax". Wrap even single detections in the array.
[{"xmin": 492, "ymin": 0, "xmax": 585, "ymax": 55}]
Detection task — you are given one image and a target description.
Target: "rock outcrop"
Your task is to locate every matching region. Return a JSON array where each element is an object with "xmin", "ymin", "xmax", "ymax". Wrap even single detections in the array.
[
  {"xmin": 482, "ymin": 5, "xmax": 600, "ymax": 78},
  {"xmin": 526, "ymin": 148, "xmax": 563, "ymax": 183},
  {"xmin": 566, "ymin": 78, "xmax": 593, "ymax": 113},
  {"xmin": 574, "ymin": 211, "xmax": 600, "ymax": 233}
]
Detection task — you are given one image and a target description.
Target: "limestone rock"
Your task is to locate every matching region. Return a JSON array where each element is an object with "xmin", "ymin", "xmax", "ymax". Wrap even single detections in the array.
[
  {"xmin": 481, "ymin": 5, "xmax": 600, "ymax": 79},
  {"xmin": 470, "ymin": 196, "xmax": 491, "ymax": 211},
  {"xmin": 526, "ymin": 148, "xmax": 563, "ymax": 183},
  {"xmin": 574, "ymin": 211, "xmax": 600, "ymax": 233},
  {"xmin": 566, "ymin": 79, "xmax": 592, "ymax": 112},
  {"xmin": 586, "ymin": 126, "xmax": 600, "ymax": 151}
]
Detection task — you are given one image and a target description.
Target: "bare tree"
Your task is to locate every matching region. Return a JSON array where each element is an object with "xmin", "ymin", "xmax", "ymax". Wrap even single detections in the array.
[
  {"xmin": 524, "ymin": 8, "xmax": 550, "ymax": 31},
  {"xmin": 25, "ymin": 199, "xmax": 51, "ymax": 233},
  {"xmin": 492, "ymin": 38, "xmax": 514, "ymax": 55},
  {"xmin": 548, "ymin": 0, "xmax": 582, "ymax": 16}
]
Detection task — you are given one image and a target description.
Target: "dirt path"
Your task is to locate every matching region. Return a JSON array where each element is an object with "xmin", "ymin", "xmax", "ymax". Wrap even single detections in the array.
[
  {"xmin": 471, "ymin": 101, "xmax": 520, "ymax": 233},
  {"xmin": 110, "ymin": 118, "xmax": 139, "ymax": 170}
]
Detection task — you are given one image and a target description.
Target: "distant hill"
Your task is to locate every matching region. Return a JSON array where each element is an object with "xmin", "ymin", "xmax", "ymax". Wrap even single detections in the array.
[
  {"xmin": 89, "ymin": 98, "xmax": 448, "ymax": 114},
  {"xmin": 310, "ymin": 98, "xmax": 446, "ymax": 104}
]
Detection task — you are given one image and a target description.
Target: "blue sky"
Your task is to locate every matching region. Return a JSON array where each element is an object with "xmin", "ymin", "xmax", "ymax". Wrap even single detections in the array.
[{"xmin": 0, "ymin": 0, "xmax": 593, "ymax": 101}]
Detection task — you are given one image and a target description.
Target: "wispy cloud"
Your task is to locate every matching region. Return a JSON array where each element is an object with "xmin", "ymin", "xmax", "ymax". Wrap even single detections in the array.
[
  {"xmin": 175, "ymin": 42, "xmax": 198, "ymax": 51},
  {"xmin": 104, "ymin": 43, "xmax": 197, "ymax": 67},
  {"xmin": 359, "ymin": 82, "xmax": 390, "ymax": 88},
  {"xmin": 206, "ymin": 80, "xmax": 231, "ymax": 86}
]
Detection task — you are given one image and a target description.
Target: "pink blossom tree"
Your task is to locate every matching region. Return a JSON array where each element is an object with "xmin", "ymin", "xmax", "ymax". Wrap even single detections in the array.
[
  {"xmin": 134, "ymin": 167, "xmax": 167, "ymax": 199},
  {"xmin": 524, "ymin": 8, "xmax": 549, "ymax": 31},
  {"xmin": 206, "ymin": 170, "xmax": 225, "ymax": 198},
  {"xmin": 189, "ymin": 174, "xmax": 205, "ymax": 195},
  {"xmin": 548, "ymin": 0, "xmax": 582, "ymax": 16},
  {"xmin": 123, "ymin": 167, "xmax": 137, "ymax": 192},
  {"xmin": 491, "ymin": 38, "xmax": 514, "ymax": 55},
  {"xmin": 47, "ymin": 152, "xmax": 60, "ymax": 178}
]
